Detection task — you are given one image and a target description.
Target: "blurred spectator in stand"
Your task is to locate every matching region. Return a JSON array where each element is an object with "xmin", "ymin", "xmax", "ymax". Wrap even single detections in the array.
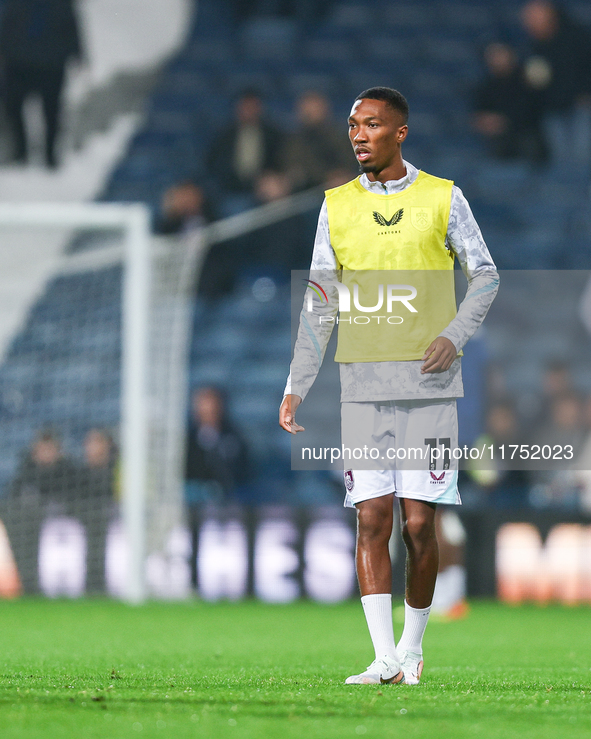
[
  {"xmin": 541, "ymin": 358, "xmax": 574, "ymax": 398},
  {"xmin": 576, "ymin": 395, "xmax": 591, "ymax": 512},
  {"xmin": 473, "ymin": 42, "xmax": 548, "ymax": 165},
  {"xmin": 5, "ymin": 429, "xmax": 78, "ymax": 592},
  {"xmin": 185, "ymin": 386, "xmax": 250, "ymax": 506},
  {"xmin": 78, "ymin": 428, "xmax": 117, "ymax": 503},
  {"xmin": 528, "ymin": 359, "xmax": 575, "ymax": 430},
  {"xmin": 185, "ymin": 387, "xmax": 251, "ymax": 588},
  {"xmin": 521, "ymin": 0, "xmax": 591, "ymax": 166},
  {"xmin": 197, "ymin": 169, "xmax": 314, "ymax": 297},
  {"xmin": 155, "ymin": 181, "xmax": 215, "ymax": 235},
  {"xmin": 467, "ymin": 401, "xmax": 531, "ymax": 508},
  {"xmin": 243, "ymin": 169, "xmax": 311, "ymax": 274},
  {"xmin": 9, "ymin": 428, "xmax": 77, "ymax": 507},
  {"xmin": 207, "ymin": 90, "xmax": 285, "ymax": 215},
  {"xmin": 534, "ymin": 391, "xmax": 586, "ymax": 452},
  {"xmin": 0, "ymin": 0, "xmax": 82, "ymax": 168},
  {"xmin": 432, "ymin": 510, "xmax": 469, "ymax": 619},
  {"xmin": 579, "ymin": 286, "xmax": 591, "ymax": 508},
  {"xmin": 529, "ymin": 392, "xmax": 586, "ymax": 508},
  {"xmin": 255, "ymin": 168, "xmax": 292, "ymax": 203},
  {"xmin": 282, "ymin": 91, "xmax": 356, "ymax": 191},
  {"xmin": 76, "ymin": 429, "xmax": 117, "ymax": 593}
]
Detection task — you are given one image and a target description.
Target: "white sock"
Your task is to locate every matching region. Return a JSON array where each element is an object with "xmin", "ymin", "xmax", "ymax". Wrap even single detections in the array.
[
  {"xmin": 397, "ymin": 600, "xmax": 431, "ymax": 655},
  {"xmin": 360, "ymin": 593, "xmax": 398, "ymax": 662}
]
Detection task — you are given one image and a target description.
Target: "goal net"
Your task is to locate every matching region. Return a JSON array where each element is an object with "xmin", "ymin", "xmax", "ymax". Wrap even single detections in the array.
[
  {"xmin": 0, "ymin": 189, "xmax": 364, "ymax": 606},
  {"xmin": 0, "ymin": 203, "xmax": 204, "ymax": 602}
]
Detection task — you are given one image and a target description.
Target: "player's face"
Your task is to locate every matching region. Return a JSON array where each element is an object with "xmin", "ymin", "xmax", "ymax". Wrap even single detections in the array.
[{"xmin": 348, "ymin": 98, "xmax": 407, "ymax": 174}]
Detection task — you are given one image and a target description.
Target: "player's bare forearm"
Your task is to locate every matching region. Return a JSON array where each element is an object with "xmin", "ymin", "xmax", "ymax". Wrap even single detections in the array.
[
  {"xmin": 420, "ymin": 336, "xmax": 457, "ymax": 374},
  {"xmin": 279, "ymin": 394, "xmax": 305, "ymax": 434}
]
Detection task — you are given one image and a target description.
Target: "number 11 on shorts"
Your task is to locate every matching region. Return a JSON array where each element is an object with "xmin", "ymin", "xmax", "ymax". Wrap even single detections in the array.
[{"xmin": 424, "ymin": 437, "xmax": 451, "ymax": 471}]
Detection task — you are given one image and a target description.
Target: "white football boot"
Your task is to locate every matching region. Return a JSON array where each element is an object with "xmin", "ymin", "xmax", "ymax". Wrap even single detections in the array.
[
  {"xmin": 345, "ymin": 657, "xmax": 405, "ymax": 685},
  {"xmin": 399, "ymin": 650, "xmax": 424, "ymax": 685}
]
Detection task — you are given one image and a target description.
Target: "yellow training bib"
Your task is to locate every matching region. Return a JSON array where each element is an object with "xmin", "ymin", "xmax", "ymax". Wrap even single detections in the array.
[{"xmin": 325, "ymin": 171, "xmax": 457, "ymax": 362}]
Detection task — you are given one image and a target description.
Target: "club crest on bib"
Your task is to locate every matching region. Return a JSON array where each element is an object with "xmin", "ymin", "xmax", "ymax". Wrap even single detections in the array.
[
  {"xmin": 344, "ymin": 469, "xmax": 355, "ymax": 491},
  {"xmin": 411, "ymin": 206, "xmax": 433, "ymax": 232}
]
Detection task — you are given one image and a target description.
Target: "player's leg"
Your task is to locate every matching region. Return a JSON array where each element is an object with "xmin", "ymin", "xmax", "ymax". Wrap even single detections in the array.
[
  {"xmin": 400, "ymin": 498, "xmax": 438, "ymax": 607},
  {"xmin": 341, "ymin": 402, "xmax": 403, "ymax": 684},
  {"xmin": 345, "ymin": 492, "xmax": 404, "ymax": 685},
  {"xmin": 356, "ymin": 493, "xmax": 394, "ymax": 595},
  {"xmin": 393, "ymin": 398, "xmax": 460, "ymax": 683},
  {"xmin": 396, "ymin": 497, "xmax": 438, "ymax": 684}
]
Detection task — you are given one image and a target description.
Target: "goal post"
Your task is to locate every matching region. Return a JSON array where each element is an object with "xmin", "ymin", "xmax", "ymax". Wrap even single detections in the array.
[
  {"xmin": 0, "ymin": 202, "xmax": 151, "ymax": 603},
  {"xmin": 120, "ymin": 205, "xmax": 151, "ymax": 604}
]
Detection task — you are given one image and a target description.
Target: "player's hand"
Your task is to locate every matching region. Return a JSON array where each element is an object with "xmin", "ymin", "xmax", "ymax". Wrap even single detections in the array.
[
  {"xmin": 421, "ymin": 337, "xmax": 457, "ymax": 374},
  {"xmin": 279, "ymin": 394, "xmax": 305, "ymax": 434}
]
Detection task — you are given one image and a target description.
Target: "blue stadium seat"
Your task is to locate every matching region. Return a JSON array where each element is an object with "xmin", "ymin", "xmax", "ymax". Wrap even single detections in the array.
[
  {"xmin": 378, "ymin": 2, "xmax": 436, "ymax": 30},
  {"xmin": 436, "ymin": 4, "xmax": 493, "ymax": 29},
  {"xmin": 241, "ymin": 18, "xmax": 297, "ymax": 61},
  {"xmin": 182, "ymin": 38, "xmax": 235, "ymax": 64},
  {"xmin": 328, "ymin": 3, "xmax": 378, "ymax": 29},
  {"xmin": 230, "ymin": 362, "xmax": 288, "ymax": 392},
  {"xmin": 190, "ymin": 362, "xmax": 232, "ymax": 388},
  {"xmin": 302, "ymin": 38, "xmax": 357, "ymax": 65},
  {"xmin": 224, "ymin": 71, "xmax": 278, "ymax": 98},
  {"xmin": 364, "ymin": 34, "xmax": 419, "ymax": 63},
  {"xmin": 285, "ymin": 73, "xmax": 342, "ymax": 98}
]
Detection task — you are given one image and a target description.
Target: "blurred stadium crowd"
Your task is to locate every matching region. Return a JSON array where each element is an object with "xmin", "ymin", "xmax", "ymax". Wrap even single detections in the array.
[{"xmin": 0, "ymin": 0, "xmax": 591, "ymax": 515}]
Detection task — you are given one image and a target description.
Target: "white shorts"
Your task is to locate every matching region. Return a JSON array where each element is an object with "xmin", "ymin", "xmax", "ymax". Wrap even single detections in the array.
[{"xmin": 341, "ymin": 398, "xmax": 461, "ymax": 508}]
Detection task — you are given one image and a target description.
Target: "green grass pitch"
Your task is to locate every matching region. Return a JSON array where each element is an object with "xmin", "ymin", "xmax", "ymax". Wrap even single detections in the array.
[{"xmin": 1, "ymin": 599, "xmax": 590, "ymax": 738}]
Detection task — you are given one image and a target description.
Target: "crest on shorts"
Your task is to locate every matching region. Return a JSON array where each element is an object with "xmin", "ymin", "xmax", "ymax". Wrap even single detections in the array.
[
  {"xmin": 344, "ymin": 469, "xmax": 355, "ymax": 491},
  {"xmin": 411, "ymin": 206, "xmax": 432, "ymax": 232},
  {"xmin": 430, "ymin": 471, "xmax": 445, "ymax": 483}
]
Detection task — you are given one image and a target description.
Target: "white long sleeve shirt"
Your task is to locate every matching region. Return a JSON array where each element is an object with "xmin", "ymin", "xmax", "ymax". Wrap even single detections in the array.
[{"xmin": 285, "ymin": 160, "xmax": 499, "ymax": 402}]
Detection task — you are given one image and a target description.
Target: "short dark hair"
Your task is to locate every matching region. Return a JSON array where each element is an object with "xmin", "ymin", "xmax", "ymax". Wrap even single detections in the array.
[
  {"xmin": 36, "ymin": 428, "xmax": 61, "ymax": 445},
  {"xmin": 355, "ymin": 87, "xmax": 409, "ymax": 124}
]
